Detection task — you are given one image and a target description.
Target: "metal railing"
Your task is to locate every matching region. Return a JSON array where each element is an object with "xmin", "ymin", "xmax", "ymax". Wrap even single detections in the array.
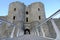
[
  {"xmin": 35, "ymin": 9, "xmax": 60, "ymax": 40},
  {"xmin": 0, "ymin": 9, "xmax": 60, "ymax": 40}
]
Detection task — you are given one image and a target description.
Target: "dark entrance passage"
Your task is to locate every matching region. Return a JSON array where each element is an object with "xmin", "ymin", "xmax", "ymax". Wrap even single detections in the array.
[{"xmin": 24, "ymin": 29, "xmax": 30, "ymax": 34}]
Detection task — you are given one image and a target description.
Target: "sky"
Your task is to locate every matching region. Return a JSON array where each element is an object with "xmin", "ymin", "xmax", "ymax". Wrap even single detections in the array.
[{"xmin": 0, "ymin": 0, "xmax": 60, "ymax": 18}]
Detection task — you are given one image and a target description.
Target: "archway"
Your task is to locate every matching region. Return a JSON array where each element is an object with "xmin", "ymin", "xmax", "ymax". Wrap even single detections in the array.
[{"xmin": 24, "ymin": 29, "xmax": 30, "ymax": 34}]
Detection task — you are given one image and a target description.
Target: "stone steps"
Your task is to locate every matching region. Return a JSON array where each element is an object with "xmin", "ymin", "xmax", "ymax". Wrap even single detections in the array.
[{"xmin": 1, "ymin": 35, "xmax": 54, "ymax": 40}]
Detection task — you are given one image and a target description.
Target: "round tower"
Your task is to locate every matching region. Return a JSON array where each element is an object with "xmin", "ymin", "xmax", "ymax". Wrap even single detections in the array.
[
  {"xmin": 29, "ymin": 2, "xmax": 46, "ymax": 23},
  {"xmin": 6, "ymin": 1, "xmax": 26, "ymax": 37},
  {"xmin": 8, "ymin": 1, "xmax": 25, "ymax": 23},
  {"xmin": 26, "ymin": 2, "xmax": 49, "ymax": 36}
]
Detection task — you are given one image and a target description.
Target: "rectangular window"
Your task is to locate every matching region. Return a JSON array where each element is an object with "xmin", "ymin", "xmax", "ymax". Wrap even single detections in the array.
[
  {"xmin": 14, "ymin": 8, "xmax": 16, "ymax": 11},
  {"xmin": 39, "ymin": 16, "xmax": 41, "ymax": 20},
  {"xmin": 13, "ymin": 16, "xmax": 15, "ymax": 20},
  {"xmin": 38, "ymin": 8, "xmax": 40, "ymax": 11},
  {"xmin": 26, "ymin": 17, "xmax": 28, "ymax": 22}
]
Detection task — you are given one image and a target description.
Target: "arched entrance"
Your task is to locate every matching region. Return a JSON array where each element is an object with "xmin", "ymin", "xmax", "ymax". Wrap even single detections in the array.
[{"xmin": 24, "ymin": 29, "xmax": 30, "ymax": 34}]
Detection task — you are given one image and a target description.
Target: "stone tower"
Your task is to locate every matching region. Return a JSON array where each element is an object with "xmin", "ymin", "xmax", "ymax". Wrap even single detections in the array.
[
  {"xmin": 6, "ymin": 1, "xmax": 49, "ymax": 37},
  {"xmin": 24, "ymin": 2, "xmax": 49, "ymax": 36},
  {"xmin": 7, "ymin": 1, "xmax": 26, "ymax": 37}
]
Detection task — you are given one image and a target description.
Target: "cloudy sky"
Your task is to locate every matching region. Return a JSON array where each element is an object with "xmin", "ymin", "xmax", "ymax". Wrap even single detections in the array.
[{"xmin": 0, "ymin": 0, "xmax": 60, "ymax": 18}]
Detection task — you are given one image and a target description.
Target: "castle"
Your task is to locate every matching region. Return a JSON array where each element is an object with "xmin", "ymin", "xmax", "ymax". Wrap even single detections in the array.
[{"xmin": 0, "ymin": 1, "xmax": 60, "ymax": 40}]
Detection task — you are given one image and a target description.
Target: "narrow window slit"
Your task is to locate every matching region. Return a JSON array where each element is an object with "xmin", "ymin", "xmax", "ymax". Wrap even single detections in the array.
[
  {"xmin": 26, "ymin": 17, "xmax": 28, "ymax": 22},
  {"xmin": 39, "ymin": 16, "xmax": 41, "ymax": 20},
  {"xmin": 13, "ymin": 16, "xmax": 15, "ymax": 20}
]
